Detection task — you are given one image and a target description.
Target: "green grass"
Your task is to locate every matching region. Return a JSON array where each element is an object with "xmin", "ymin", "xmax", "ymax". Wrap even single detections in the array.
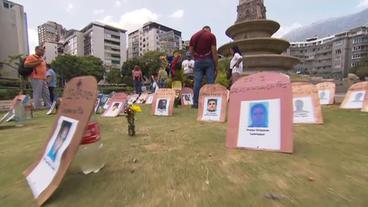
[{"xmin": 0, "ymin": 105, "xmax": 368, "ymax": 207}]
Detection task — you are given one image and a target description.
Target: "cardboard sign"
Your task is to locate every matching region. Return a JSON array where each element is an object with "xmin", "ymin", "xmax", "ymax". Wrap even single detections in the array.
[
  {"xmin": 226, "ymin": 72, "xmax": 293, "ymax": 153},
  {"xmin": 197, "ymin": 84, "xmax": 228, "ymax": 122},
  {"xmin": 151, "ymin": 89, "xmax": 175, "ymax": 116},
  {"xmin": 340, "ymin": 81, "xmax": 368, "ymax": 109},
  {"xmin": 292, "ymin": 82, "xmax": 323, "ymax": 124},
  {"xmin": 316, "ymin": 82, "xmax": 336, "ymax": 105},
  {"xmin": 24, "ymin": 76, "xmax": 98, "ymax": 206},
  {"xmin": 362, "ymin": 93, "xmax": 368, "ymax": 112},
  {"xmin": 102, "ymin": 92, "xmax": 127, "ymax": 117},
  {"xmin": 145, "ymin": 94, "xmax": 154, "ymax": 105},
  {"xmin": 180, "ymin": 87, "xmax": 194, "ymax": 106}
]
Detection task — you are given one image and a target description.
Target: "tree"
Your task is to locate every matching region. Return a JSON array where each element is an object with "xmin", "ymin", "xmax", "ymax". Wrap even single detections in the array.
[
  {"xmin": 51, "ymin": 55, "xmax": 105, "ymax": 83},
  {"xmin": 140, "ymin": 51, "xmax": 165, "ymax": 76},
  {"xmin": 106, "ymin": 68, "xmax": 123, "ymax": 84},
  {"xmin": 350, "ymin": 57, "xmax": 368, "ymax": 80}
]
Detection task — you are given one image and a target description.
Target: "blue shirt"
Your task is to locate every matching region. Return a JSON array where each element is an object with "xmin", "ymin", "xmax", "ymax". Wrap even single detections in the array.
[{"xmin": 46, "ymin": 69, "xmax": 57, "ymax": 87}]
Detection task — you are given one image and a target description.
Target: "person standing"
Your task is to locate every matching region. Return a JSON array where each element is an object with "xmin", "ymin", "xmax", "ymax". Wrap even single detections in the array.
[
  {"xmin": 24, "ymin": 46, "xmax": 51, "ymax": 109},
  {"xmin": 46, "ymin": 64, "xmax": 57, "ymax": 103},
  {"xmin": 132, "ymin": 65, "xmax": 143, "ymax": 94},
  {"xmin": 229, "ymin": 45, "xmax": 243, "ymax": 84},
  {"xmin": 182, "ymin": 52, "xmax": 195, "ymax": 81},
  {"xmin": 189, "ymin": 26, "xmax": 218, "ymax": 108}
]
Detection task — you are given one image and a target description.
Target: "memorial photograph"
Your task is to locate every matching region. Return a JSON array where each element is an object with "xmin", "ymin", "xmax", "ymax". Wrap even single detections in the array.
[
  {"xmin": 318, "ymin": 90, "xmax": 331, "ymax": 105},
  {"xmin": 26, "ymin": 116, "xmax": 78, "ymax": 198},
  {"xmin": 237, "ymin": 99, "xmax": 281, "ymax": 151},
  {"xmin": 103, "ymin": 102, "xmax": 123, "ymax": 117},
  {"xmin": 155, "ymin": 98, "xmax": 170, "ymax": 116},
  {"xmin": 345, "ymin": 91, "xmax": 366, "ymax": 109},
  {"xmin": 201, "ymin": 97, "xmax": 222, "ymax": 121},
  {"xmin": 293, "ymin": 97, "xmax": 315, "ymax": 123},
  {"xmin": 182, "ymin": 93, "xmax": 193, "ymax": 105}
]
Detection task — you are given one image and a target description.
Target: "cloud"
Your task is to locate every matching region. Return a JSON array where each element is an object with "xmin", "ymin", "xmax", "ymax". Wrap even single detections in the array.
[
  {"xmin": 99, "ymin": 8, "xmax": 159, "ymax": 32},
  {"xmin": 169, "ymin": 9, "xmax": 184, "ymax": 19},
  {"xmin": 66, "ymin": 3, "xmax": 74, "ymax": 13},
  {"xmin": 358, "ymin": 0, "xmax": 368, "ymax": 9},
  {"xmin": 93, "ymin": 9, "xmax": 105, "ymax": 15},
  {"xmin": 28, "ymin": 28, "xmax": 38, "ymax": 54},
  {"xmin": 273, "ymin": 22, "xmax": 302, "ymax": 38}
]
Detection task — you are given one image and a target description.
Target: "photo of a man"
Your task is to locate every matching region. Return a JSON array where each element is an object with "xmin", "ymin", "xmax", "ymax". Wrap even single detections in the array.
[
  {"xmin": 353, "ymin": 92, "xmax": 364, "ymax": 102},
  {"xmin": 181, "ymin": 94, "xmax": 193, "ymax": 105},
  {"xmin": 207, "ymin": 99, "xmax": 217, "ymax": 112},
  {"xmin": 202, "ymin": 97, "xmax": 222, "ymax": 121},
  {"xmin": 248, "ymin": 103, "xmax": 268, "ymax": 128},
  {"xmin": 102, "ymin": 101, "xmax": 122, "ymax": 117},
  {"xmin": 158, "ymin": 99, "xmax": 167, "ymax": 110},
  {"xmin": 293, "ymin": 96, "xmax": 315, "ymax": 123},
  {"xmin": 155, "ymin": 98, "xmax": 170, "ymax": 116},
  {"xmin": 46, "ymin": 121, "xmax": 72, "ymax": 162},
  {"xmin": 294, "ymin": 100, "xmax": 308, "ymax": 114}
]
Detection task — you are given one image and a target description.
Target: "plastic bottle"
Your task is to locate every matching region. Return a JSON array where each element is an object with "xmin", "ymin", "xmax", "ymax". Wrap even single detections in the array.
[
  {"xmin": 75, "ymin": 116, "xmax": 104, "ymax": 175},
  {"xmin": 23, "ymin": 95, "xmax": 32, "ymax": 119},
  {"xmin": 14, "ymin": 98, "xmax": 25, "ymax": 127}
]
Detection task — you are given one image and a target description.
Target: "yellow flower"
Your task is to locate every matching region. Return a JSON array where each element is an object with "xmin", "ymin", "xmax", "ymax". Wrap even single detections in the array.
[{"xmin": 130, "ymin": 105, "xmax": 142, "ymax": 112}]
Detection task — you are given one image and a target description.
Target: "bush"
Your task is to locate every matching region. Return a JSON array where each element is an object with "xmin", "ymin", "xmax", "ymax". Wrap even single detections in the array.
[
  {"xmin": 98, "ymin": 86, "xmax": 133, "ymax": 94},
  {"xmin": 215, "ymin": 58, "xmax": 231, "ymax": 88}
]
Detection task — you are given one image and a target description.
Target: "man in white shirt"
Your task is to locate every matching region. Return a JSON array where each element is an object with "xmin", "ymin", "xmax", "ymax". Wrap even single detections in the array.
[{"xmin": 182, "ymin": 53, "xmax": 195, "ymax": 80}]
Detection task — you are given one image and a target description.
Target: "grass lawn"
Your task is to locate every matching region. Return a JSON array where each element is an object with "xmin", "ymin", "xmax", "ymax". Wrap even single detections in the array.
[{"xmin": 0, "ymin": 105, "xmax": 368, "ymax": 207}]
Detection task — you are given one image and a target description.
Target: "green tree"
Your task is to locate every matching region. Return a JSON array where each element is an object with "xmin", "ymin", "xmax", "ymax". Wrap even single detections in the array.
[
  {"xmin": 51, "ymin": 55, "xmax": 104, "ymax": 82},
  {"xmin": 350, "ymin": 57, "xmax": 368, "ymax": 80},
  {"xmin": 106, "ymin": 68, "xmax": 123, "ymax": 84},
  {"xmin": 140, "ymin": 51, "xmax": 165, "ymax": 76}
]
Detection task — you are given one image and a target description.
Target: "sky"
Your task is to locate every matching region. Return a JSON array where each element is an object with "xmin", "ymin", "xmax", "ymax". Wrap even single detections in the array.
[{"xmin": 13, "ymin": 0, "xmax": 368, "ymax": 53}]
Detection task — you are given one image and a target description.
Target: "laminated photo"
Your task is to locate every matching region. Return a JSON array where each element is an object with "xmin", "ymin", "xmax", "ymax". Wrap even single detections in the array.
[
  {"xmin": 293, "ymin": 96, "xmax": 315, "ymax": 123},
  {"xmin": 26, "ymin": 116, "xmax": 78, "ymax": 198},
  {"xmin": 202, "ymin": 97, "xmax": 222, "ymax": 121},
  {"xmin": 237, "ymin": 99, "xmax": 281, "ymax": 150},
  {"xmin": 154, "ymin": 98, "xmax": 170, "ymax": 116}
]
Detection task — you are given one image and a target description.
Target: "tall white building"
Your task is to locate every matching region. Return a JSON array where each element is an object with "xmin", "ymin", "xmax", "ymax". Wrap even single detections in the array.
[
  {"xmin": 62, "ymin": 22, "xmax": 127, "ymax": 68},
  {"xmin": 38, "ymin": 21, "xmax": 66, "ymax": 45},
  {"xmin": 128, "ymin": 22, "xmax": 182, "ymax": 59},
  {"xmin": 0, "ymin": 0, "xmax": 29, "ymax": 79}
]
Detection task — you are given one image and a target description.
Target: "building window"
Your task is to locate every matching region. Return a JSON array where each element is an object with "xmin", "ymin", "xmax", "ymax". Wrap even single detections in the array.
[{"xmin": 335, "ymin": 49, "xmax": 341, "ymax": 55}]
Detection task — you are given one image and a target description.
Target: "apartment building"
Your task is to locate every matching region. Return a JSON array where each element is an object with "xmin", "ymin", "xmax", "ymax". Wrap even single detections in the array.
[
  {"xmin": 288, "ymin": 26, "xmax": 368, "ymax": 79},
  {"xmin": 0, "ymin": 0, "xmax": 29, "ymax": 79},
  {"xmin": 38, "ymin": 21, "xmax": 66, "ymax": 45},
  {"xmin": 61, "ymin": 22, "xmax": 127, "ymax": 68},
  {"xmin": 128, "ymin": 22, "xmax": 182, "ymax": 59}
]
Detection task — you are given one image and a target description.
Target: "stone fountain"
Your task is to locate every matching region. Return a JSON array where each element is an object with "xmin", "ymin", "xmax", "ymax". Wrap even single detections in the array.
[{"xmin": 218, "ymin": 0, "xmax": 299, "ymax": 72}]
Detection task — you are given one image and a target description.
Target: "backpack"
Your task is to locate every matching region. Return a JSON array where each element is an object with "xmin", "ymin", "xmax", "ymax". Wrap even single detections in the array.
[{"xmin": 18, "ymin": 57, "xmax": 35, "ymax": 78}]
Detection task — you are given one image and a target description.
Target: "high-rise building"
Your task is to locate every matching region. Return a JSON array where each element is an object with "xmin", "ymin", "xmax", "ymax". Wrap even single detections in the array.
[
  {"xmin": 37, "ymin": 21, "xmax": 66, "ymax": 45},
  {"xmin": 0, "ymin": 0, "xmax": 29, "ymax": 79},
  {"xmin": 287, "ymin": 26, "xmax": 368, "ymax": 79},
  {"xmin": 61, "ymin": 22, "xmax": 127, "ymax": 68},
  {"xmin": 128, "ymin": 22, "xmax": 182, "ymax": 59}
]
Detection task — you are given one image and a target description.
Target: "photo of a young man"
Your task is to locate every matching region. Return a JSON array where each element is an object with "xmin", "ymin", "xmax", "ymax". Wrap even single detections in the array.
[
  {"xmin": 248, "ymin": 102, "xmax": 268, "ymax": 128},
  {"xmin": 155, "ymin": 98, "xmax": 170, "ymax": 116},
  {"xmin": 202, "ymin": 97, "xmax": 222, "ymax": 121},
  {"xmin": 46, "ymin": 121, "xmax": 71, "ymax": 162}
]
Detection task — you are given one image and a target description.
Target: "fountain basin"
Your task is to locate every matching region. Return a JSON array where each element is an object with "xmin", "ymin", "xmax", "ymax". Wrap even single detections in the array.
[
  {"xmin": 218, "ymin": 38, "xmax": 290, "ymax": 56},
  {"xmin": 226, "ymin": 20, "xmax": 280, "ymax": 40},
  {"xmin": 242, "ymin": 54, "xmax": 300, "ymax": 71}
]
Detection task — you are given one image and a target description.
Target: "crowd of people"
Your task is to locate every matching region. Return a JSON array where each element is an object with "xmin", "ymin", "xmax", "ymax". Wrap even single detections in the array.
[
  {"xmin": 25, "ymin": 25, "xmax": 244, "ymax": 110},
  {"xmin": 130, "ymin": 25, "xmax": 244, "ymax": 109}
]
